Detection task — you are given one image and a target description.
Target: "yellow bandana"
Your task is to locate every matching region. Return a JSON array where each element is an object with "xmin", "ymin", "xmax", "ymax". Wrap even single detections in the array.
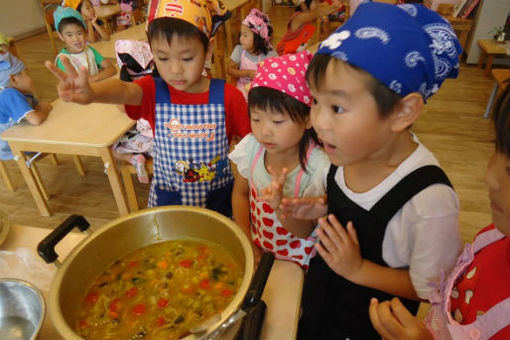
[
  {"xmin": 62, "ymin": 0, "xmax": 83, "ymax": 10},
  {"xmin": 147, "ymin": 0, "xmax": 230, "ymax": 37}
]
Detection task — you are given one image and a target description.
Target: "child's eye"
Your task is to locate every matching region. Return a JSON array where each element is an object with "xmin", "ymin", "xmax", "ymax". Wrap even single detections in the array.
[
  {"xmin": 157, "ymin": 57, "xmax": 168, "ymax": 61},
  {"xmin": 251, "ymin": 118, "xmax": 260, "ymax": 123},
  {"xmin": 272, "ymin": 120, "xmax": 284, "ymax": 124},
  {"xmin": 332, "ymin": 105, "xmax": 345, "ymax": 114},
  {"xmin": 182, "ymin": 57, "xmax": 193, "ymax": 62}
]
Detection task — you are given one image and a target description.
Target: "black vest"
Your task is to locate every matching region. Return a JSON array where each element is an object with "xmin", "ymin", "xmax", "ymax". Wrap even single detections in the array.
[{"xmin": 298, "ymin": 165, "xmax": 453, "ymax": 340}]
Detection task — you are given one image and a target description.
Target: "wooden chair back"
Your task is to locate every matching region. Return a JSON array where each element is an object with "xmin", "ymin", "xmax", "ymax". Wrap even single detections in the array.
[{"xmin": 38, "ymin": 1, "xmax": 60, "ymax": 56}]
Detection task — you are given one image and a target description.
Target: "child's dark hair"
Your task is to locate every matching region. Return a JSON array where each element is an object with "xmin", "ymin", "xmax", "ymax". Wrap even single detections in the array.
[
  {"xmin": 147, "ymin": 17, "xmax": 209, "ymax": 51},
  {"xmin": 58, "ymin": 17, "xmax": 85, "ymax": 33},
  {"xmin": 296, "ymin": 0, "xmax": 313, "ymax": 12},
  {"xmin": 493, "ymin": 82, "xmax": 510, "ymax": 156},
  {"xmin": 248, "ymin": 86, "xmax": 319, "ymax": 171},
  {"xmin": 306, "ymin": 53, "xmax": 402, "ymax": 117},
  {"xmin": 251, "ymin": 31, "xmax": 271, "ymax": 55}
]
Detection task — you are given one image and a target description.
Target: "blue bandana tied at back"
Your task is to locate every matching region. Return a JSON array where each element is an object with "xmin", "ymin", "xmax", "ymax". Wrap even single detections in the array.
[{"xmin": 316, "ymin": 3, "xmax": 462, "ymax": 100}]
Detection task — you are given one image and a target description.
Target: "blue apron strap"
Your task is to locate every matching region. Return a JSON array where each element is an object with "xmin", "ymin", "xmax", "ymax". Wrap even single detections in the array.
[
  {"xmin": 208, "ymin": 78, "xmax": 225, "ymax": 104},
  {"xmin": 154, "ymin": 76, "xmax": 171, "ymax": 103}
]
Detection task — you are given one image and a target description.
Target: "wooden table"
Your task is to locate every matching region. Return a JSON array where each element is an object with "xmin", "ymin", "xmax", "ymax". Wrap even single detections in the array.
[
  {"xmin": 477, "ymin": 39, "xmax": 509, "ymax": 76},
  {"xmin": 0, "ymin": 100, "xmax": 134, "ymax": 217},
  {"xmin": 94, "ymin": 3, "xmax": 122, "ymax": 32},
  {"xmin": 443, "ymin": 15, "xmax": 473, "ymax": 53},
  {"xmin": 90, "ymin": 23, "xmax": 146, "ymax": 59},
  {"xmin": 1, "ymin": 224, "xmax": 304, "ymax": 340}
]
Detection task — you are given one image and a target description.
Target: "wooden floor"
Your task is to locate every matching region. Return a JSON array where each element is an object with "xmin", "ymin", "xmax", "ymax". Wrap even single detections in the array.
[{"xmin": 1, "ymin": 6, "xmax": 497, "ymax": 245}]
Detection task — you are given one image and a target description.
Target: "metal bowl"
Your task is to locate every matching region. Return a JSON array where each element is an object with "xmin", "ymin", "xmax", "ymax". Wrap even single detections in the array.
[
  {"xmin": 0, "ymin": 209, "xmax": 9, "ymax": 246},
  {"xmin": 0, "ymin": 278, "xmax": 46, "ymax": 340}
]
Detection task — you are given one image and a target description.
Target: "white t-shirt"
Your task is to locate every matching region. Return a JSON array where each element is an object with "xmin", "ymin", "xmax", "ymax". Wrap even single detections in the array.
[{"xmin": 326, "ymin": 134, "xmax": 461, "ymax": 299}]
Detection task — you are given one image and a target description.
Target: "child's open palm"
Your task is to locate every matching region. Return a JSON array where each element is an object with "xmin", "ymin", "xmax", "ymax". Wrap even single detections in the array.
[
  {"xmin": 279, "ymin": 195, "xmax": 327, "ymax": 220},
  {"xmin": 316, "ymin": 215, "xmax": 364, "ymax": 280},
  {"xmin": 260, "ymin": 166, "xmax": 288, "ymax": 210},
  {"xmin": 45, "ymin": 56, "xmax": 94, "ymax": 104}
]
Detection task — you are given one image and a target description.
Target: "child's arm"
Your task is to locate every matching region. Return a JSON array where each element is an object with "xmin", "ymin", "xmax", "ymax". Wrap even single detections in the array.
[
  {"xmin": 227, "ymin": 60, "xmax": 256, "ymax": 80},
  {"xmin": 232, "ymin": 170, "xmax": 263, "ymax": 263},
  {"xmin": 45, "ymin": 55, "xmax": 142, "ymax": 105},
  {"xmin": 290, "ymin": 0, "xmax": 343, "ymax": 31},
  {"xmin": 317, "ymin": 214, "xmax": 419, "ymax": 300},
  {"xmin": 85, "ymin": 20, "xmax": 97, "ymax": 43},
  {"xmin": 369, "ymin": 298, "xmax": 433, "ymax": 340},
  {"xmin": 91, "ymin": 15, "xmax": 110, "ymax": 41},
  {"xmin": 25, "ymin": 100, "xmax": 52, "ymax": 125},
  {"xmin": 88, "ymin": 58, "xmax": 117, "ymax": 83}
]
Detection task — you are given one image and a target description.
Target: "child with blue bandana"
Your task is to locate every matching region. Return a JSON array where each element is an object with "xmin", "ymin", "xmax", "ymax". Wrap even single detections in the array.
[
  {"xmin": 53, "ymin": 6, "xmax": 115, "ymax": 82},
  {"xmin": 277, "ymin": 3, "xmax": 463, "ymax": 339},
  {"xmin": 0, "ymin": 36, "xmax": 52, "ymax": 160}
]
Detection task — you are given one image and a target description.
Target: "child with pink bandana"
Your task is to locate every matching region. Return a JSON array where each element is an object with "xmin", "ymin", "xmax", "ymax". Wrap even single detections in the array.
[
  {"xmin": 229, "ymin": 51, "xmax": 329, "ymax": 268},
  {"xmin": 227, "ymin": 9, "xmax": 277, "ymax": 101}
]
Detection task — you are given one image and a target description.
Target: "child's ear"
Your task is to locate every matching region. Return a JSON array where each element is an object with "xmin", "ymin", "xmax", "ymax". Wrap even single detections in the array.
[
  {"xmin": 304, "ymin": 114, "xmax": 313, "ymax": 129},
  {"xmin": 390, "ymin": 92, "xmax": 424, "ymax": 132},
  {"xmin": 57, "ymin": 32, "xmax": 65, "ymax": 42}
]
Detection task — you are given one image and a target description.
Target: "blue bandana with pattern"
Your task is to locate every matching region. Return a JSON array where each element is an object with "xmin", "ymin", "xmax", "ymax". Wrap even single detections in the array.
[{"xmin": 316, "ymin": 2, "xmax": 461, "ymax": 100}]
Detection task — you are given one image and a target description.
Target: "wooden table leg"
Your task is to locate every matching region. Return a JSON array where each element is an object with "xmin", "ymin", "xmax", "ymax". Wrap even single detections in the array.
[
  {"xmin": 121, "ymin": 163, "xmax": 139, "ymax": 212},
  {"xmin": 99, "ymin": 147, "xmax": 129, "ymax": 216},
  {"xmin": 485, "ymin": 55, "xmax": 494, "ymax": 76},
  {"xmin": 0, "ymin": 162, "xmax": 15, "ymax": 192},
  {"xmin": 73, "ymin": 155, "xmax": 86, "ymax": 176},
  {"xmin": 484, "ymin": 82, "xmax": 499, "ymax": 119},
  {"xmin": 10, "ymin": 145, "xmax": 51, "ymax": 217},
  {"xmin": 477, "ymin": 51, "xmax": 485, "ymax": 69}
]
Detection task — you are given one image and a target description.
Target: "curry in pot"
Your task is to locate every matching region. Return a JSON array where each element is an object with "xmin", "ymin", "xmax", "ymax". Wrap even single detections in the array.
[{"xmin": 77, "ymin": 240, "xmax": 242, "ymax": 340}]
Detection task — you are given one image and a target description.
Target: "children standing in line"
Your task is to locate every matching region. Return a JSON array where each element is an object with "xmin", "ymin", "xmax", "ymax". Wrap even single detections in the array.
[
  {"xmin": 276, "ymin": 3, "xmax": 463, "ymax": 339},
  {"xmin": 54, "ymin": 7, "xmax": 116, "ymax": 82},
  {"xmin": 0, "ymin": 38, "xmax": 52, "ymax": 160},
  {"xmin": 369, "ymin": 86, "xmax": 510, "ymax": 340},
  {"xmin": 227, "ymin": 8, "xmax": 276, "ymax": 101},
  {"xmin": 230, "ymin": 51, "xmax": 329, "ymax": 268},
  {"xmin": 46, "ymin": 0, "xmax": 250, "ymax": 217},
  {"xmin": 63, "ymin": 0, "xmax": 110, "ymax": 42},
  {"xmin": 276, "ymin": 0, "xmax": 343, "ymax": 56}
]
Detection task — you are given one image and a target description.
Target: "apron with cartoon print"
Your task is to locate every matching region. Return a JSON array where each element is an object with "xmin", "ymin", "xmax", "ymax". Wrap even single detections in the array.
[
  {"xmin": 56, "ymin": 47, "xmax": 99, "ymax": 76},
  {"xmin": 148, "ymin": 77, "xmax": 234, "ymax": 217},
  {"xmin": 249, "ymin": 145, "xmax": 316, "ymax": 268},
  {"xmin": 236, "ymin": 49, "xmax": 261, "ymax": 101},
  {"xmin": 424, "ymin": 227, "xmax": 510, "ymax": 340}
]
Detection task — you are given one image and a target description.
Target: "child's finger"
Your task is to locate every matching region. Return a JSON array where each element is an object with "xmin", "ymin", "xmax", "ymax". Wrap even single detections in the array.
[
  {"xmin": 316, "ymin": 218, "xmax": 340, "ymax": 252},
  {"xmin": 277, "ymin": 168, "xmax": 289, "ymax": 185},
  {"xmin": 60, "ymin": 55, "xmax": 79, "ymax": 78},
  {"xmin": 325, "ymin": 214, "xmax": 348, "ymax": 243},
  {"xmin": 368, "ymin": 298, "xmax": 396, "ymax": 340},
  {"xmin": 346, "ymin": 221, "xmax": 359, "ymax": 246},
  {"xmin": 45, "ymin": 61, "xmax": 68, "ymax": 82},
  {"xmin": 389, "ymin": 298, "xmax": 417, "ymax": 328}
]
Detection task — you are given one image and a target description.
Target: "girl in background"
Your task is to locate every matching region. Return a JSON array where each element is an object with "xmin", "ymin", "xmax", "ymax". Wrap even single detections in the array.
[
  {"xmin": 228, "ymin": 9, "xmax": 276, "ymax": 101},
  {"xmin": 63, "ymin": 0, "xmax": 110, "ymax": 42},
  {"xmin": 230, "ymin": 51, "xmax": 329, "ymax": 268},
  {"xmin": 276, "ymin": 0, "xmax": 343, "ymax": 55}
]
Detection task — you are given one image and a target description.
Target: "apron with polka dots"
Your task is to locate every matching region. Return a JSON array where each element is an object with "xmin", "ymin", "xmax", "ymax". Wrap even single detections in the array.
[
  {"xmin": 248, "ymin": 145, "xmax": 316, "ymax": 268},
  {"xmin": 425, "ymin": 227, "xmax": 510, "ymax": 340}
]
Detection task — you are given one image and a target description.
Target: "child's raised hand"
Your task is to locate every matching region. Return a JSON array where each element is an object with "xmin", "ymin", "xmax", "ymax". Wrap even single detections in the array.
[
  {"xmin": 315, "ymin": 215, "xmax": 363, "ymax": 280},
  {"xmin": 279, "ymin": 195, "xmax": 328, "ymax": 220},
  {"xmin": 260, "ymin": 166, "xmax": 288, "ymax": 210},
  {"xmin": 45, "ymin": 55, "xmax": 94, "ymax": 104},
  {"xmin": 369, "ymin": 297, "xmax": 433, "ymax": 340}
]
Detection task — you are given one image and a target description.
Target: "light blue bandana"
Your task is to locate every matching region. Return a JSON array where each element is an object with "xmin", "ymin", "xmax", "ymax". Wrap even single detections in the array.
[
  {"xmin": 316, "ymin": 2, "xmax": 461, "ymax": 99},
  {"xmin": 53, "ymin": 6, "xmax": 86, "ymax": 32},
  {"xmin": 0, "ymin": 52, "xmax": 25, "ymax": 90}
]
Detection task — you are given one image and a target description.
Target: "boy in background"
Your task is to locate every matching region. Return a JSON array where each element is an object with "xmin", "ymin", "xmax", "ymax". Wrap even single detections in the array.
[
  {"xmin": 53, "ymin": 6, "xmax": 116, "ymax": 82},
  {"xmin": 0, "ymin": 33, "xmax": 52, "ymax": 160}
]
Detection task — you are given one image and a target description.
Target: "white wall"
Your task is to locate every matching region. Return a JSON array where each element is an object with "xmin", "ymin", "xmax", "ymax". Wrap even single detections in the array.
[
  {"xmin": 0, "ymin": 0, "xmax": 45, "ymax": 38},
  {"xmin": 465, "ymin": 0, "xmax": 510, "ymax": 64}
]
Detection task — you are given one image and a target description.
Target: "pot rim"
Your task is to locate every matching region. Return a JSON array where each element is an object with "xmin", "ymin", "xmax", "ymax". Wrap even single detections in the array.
[
  {"xmin": 0, "ymin": 277, "xmax": 46, "ymax": 340},
  {"xmin": 48, "ymin": 206, "xmax": 255, "ymax": 340}
]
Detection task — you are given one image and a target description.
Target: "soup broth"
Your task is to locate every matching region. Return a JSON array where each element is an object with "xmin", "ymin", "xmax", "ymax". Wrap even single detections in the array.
[{"xmin": 77, "ymin": 240, "xmax": 242, "ymax": 340}]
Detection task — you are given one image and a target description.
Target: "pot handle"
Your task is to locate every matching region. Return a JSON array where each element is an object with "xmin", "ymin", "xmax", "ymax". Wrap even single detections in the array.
[
  {"xmin": 37, "ymin": 215, "xmax": 91, "ymax": 264},
  {"xmin": 241, "ymin": 252, "xmax": 275, "ymax": 312}
]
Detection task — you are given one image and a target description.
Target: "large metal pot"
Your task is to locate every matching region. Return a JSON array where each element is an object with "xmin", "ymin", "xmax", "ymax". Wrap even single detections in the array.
[{"xmin": 38, "ymin": 206, "xmax": 273, "ymax": 340}]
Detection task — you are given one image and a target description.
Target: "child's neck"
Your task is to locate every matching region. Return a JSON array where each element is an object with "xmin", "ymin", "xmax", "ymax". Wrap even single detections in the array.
[
  {"xmin": 264, "ymin": 145, "xmax": 301, "ymax": 174},
  {"xmin": 343, "ymin": 132, "xmax": 418, "ymax": 193}
]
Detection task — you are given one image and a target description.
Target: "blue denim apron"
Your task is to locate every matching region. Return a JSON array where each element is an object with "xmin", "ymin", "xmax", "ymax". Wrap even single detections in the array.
[{"xmin": 148, "ymin": 77, "xmax": 233, "ymax": 216}]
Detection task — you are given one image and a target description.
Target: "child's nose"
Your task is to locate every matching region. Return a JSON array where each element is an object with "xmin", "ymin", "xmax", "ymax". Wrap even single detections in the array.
[
  {"xmin": 311, "ymin": 107, "xmax": 329, "ymax": 134},
  {"xmin": 170, "ymin": 62, "xmax": 183, "ymax": 74}
]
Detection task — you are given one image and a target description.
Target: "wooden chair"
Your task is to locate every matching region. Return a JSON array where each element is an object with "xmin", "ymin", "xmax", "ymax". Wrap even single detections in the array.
[
  {"xmin": 484, "ymin": 68, "xmax": 510, "ymax": 119},
  {"xmin": 121, "ymin": 157, "xmax": 153, "ymax": 212},
  {"xmin": 38, "ymin": 1, "xmax": 61, "ymax": 56}
]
